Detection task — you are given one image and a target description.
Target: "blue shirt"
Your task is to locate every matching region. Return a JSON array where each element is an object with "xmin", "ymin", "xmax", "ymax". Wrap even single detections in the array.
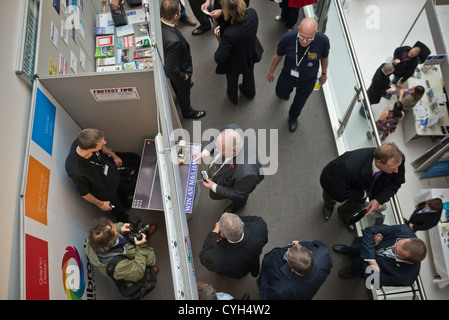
[{"xmin": 277, "ymin": 30, "xmax": 330, "ymax": 83}]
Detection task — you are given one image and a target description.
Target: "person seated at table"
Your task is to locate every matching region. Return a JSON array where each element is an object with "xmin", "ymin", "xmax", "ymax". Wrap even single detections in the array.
[
  {"xmin": 404, "ymin": 198, "xmax": 443, "ymax": 232},
  {"xmin": 398, "ymin": 85, "xmax": 425, "ymax": 111}
]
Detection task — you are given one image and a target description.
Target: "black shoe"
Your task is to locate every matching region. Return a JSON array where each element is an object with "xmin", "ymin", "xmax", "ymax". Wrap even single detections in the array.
[
  {"xmin": 184, "ymin": 110, "xmax": 206, "ymax": 119},
  {"xmin": 338, "ymin": 268, "xmax": 355, "ymax": 279},
  {"xmin": 192, "ymin": 26, "xmax": 211, "ymax": 35},
  {"xmin": 323, "ymin": 205, "xmax": 333, "ymax": 220},
  {"xmin": 223, "ymin": 203, "xmax": 242, "ymax": 213},
  {"xmin": 288, "ymin": 119, "xmax": 298, "ymax": 132},
  {"xmin": 333, "ymin": 244, "xmax": 350, "ymax": 255},
  {"xmin": 344, "ymin": 221, "xmax": 355, "ymax": 231}
]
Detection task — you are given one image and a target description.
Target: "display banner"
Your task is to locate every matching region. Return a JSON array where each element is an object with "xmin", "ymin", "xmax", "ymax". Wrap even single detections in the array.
[
  {"xmin": 21, "ymin": 80, "xmax": 118, "ymax": 300},
  {"xmin": 25, "ymin": 234, "xmax": 49, "ymax": 300},
  {"xmin": 25, "ymin": 156, "xmax": 50, "ymax": 225},
  {"xmin": 32, "ymin": 88, "xmax": 56, "ymax": 156}
]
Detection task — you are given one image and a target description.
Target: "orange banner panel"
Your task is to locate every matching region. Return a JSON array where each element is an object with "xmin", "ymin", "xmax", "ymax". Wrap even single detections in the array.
[{"xmin": 25, "ymin": 156, "xmax": 50, "ymax": 225}]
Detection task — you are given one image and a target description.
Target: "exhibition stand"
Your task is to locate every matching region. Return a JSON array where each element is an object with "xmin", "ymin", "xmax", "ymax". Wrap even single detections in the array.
[{"xmin": 18, "ymin": 0, "xmax": 197, "ymax": 300}]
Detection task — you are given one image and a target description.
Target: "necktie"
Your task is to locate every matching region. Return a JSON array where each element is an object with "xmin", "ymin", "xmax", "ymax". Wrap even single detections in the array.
[
  {"xmin": 376, "ymin": 246, "xmax": 395, "ymax": 259},
  {"xmin": 208, "ymin": 156, "xmax": 225, "ymax": 178},
  {"xmin": 367, "ymin": 171, "xmax": 382, "ymax": 197}
]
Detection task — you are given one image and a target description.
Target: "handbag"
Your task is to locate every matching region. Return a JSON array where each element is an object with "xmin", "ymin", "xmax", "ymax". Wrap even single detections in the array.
[
  {"xmin": 106, "ymin": 255, "xmax": 157, "ymax": 300},
  {"xmin": 127, "ymin": 0, "xmax": 142, "ymax": 6},
  {"xmin": 110, "ymin": 2, "xmax": 128, "ymax": 27}
]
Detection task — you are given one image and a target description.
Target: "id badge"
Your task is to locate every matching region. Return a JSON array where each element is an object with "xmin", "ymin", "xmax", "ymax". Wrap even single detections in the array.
[
  {"xmin": 290, "ymin": 69, "xmax": 299, "ymax": 78},
  {"xmin": 103, "ymin": 164, "xmax": 109, "ymax": 176}
]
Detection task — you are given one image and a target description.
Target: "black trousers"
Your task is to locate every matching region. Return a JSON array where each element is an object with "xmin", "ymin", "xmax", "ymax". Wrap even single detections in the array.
[
  {"xmin": 225, "ymin": 68, "xmax": 255, "ymax": 105},
  {"xmin": 209, "ymin": 190, "xmax": 248, "ymax": 210},
  {"xmin": 275, "ymin": 71, "xmax": 315, "ymax": 121},
  {"xmin": 188, "ymin": 0, "xmax": 211, "ymax": 29},
  {"xmin": 279, "ymin": 0, "xmax": 300, "ymax": 29},
  {"xmin": 170, "ymin": 78, "xmax": 194, "ymax": 117}
]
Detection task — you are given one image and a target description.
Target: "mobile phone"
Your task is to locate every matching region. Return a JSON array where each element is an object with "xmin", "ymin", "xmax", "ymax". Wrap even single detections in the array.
[
  {"xmin": 201, "ymin": 170, "xmax": 209, "ymax": 181},
  {"xmin": 202, "ymin": 10, "xmax": 211, "ymax": 15}
]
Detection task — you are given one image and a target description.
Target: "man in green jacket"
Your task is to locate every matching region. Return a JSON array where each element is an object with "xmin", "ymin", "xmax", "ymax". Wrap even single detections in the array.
[{"xmin": 85, "ymin": 217, "xmax": 157, "ymax": 282}]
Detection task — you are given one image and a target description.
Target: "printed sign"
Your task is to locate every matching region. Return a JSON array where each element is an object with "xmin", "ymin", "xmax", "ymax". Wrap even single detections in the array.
[
  {"xmin": 26, "ymin": 234, "xmax": 49, "ymax": 300},
  {"xmin": 90, "ymin": 87, "xmax": 140, "ymax": 102},
  {"xmin": 32, "ymin": 88, "xmax": 56, "ymax": 156},
  {"xmin": 25, "ymin": 156, "xmax": 50, "ymax": 225},
  {"xmin": 184, "ymin": 144, "xmax": 201, "ymax": 213}
]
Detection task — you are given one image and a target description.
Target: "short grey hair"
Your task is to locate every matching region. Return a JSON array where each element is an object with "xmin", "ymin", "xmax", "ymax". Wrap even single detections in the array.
[
  {"xmin": 219, "ymin": 213, "xmax": 244, "ymax": 242},
  {"xmin": 383, "ymin": 63, "xmax": 395, "ymax": 74}
]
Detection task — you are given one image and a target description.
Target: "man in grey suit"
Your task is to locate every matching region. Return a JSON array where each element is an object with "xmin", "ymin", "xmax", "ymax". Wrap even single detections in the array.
[{"xmin": 194, "ymin": 123, "xmax": 264, "ymax": 213}]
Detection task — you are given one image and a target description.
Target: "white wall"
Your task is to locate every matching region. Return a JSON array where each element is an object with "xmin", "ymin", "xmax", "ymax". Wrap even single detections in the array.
[{"xmin": 0, "ymin": 0, "xmax": 33, "ymax": 299}]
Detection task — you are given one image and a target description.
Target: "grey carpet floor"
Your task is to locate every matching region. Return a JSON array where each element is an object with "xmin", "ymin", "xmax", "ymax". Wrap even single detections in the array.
[{"xmin": 132, "ymin": 0, "xmax": 370, "ymax": 300}]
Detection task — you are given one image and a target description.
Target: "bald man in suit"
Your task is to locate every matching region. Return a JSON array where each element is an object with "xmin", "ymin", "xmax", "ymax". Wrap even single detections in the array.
[{"xmin": 194, "ymin": 123, "xmax": 264, "ymax": 213}]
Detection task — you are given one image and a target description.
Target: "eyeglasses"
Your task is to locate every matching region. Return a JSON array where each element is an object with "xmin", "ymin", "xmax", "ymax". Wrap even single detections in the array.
[
  {"xmin": 298, "ymin": 34, "xmax": 315, "ymax": 41},
  {"xmin": 392, "ymin": 238, "xmax": 406, "ymax": 260}
]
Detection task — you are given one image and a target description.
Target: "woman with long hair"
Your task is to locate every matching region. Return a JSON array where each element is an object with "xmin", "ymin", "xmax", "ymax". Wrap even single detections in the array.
[{"xmin": 214, "ymin": 0, "xmax": 263, "ymax": 104}]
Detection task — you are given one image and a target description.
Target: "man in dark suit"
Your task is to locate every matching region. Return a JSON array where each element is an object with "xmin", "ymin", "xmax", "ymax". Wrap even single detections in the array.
[
  {"xmin": 333, "ymin": 224, "xmax": 426, "ymax": 288},
  {"xmin": 258, "ymin": 240, "xmax": 332, "ymax": 300},
  {"xmin": 367, "ymin": 63, "xmax": 396, "ymax": 105},
  {"xmin": 392, "ymin": 45, "xmax": 421, "ymax": 85},
  {"xmin": 160, "ymin": 0, "xmax": 206, "ymax": 119},
  {"xmin": 194, "ymin": 123, "xmax": 264, "ymax": 213},
  {"xmin": 404, "ymin": 198, "xmax": 443, "ymax": 232},
  {"xmin": 320, "ymin": 143, "xmax": 405, "ymax": 230},
  {"xmin": 199, "ymin": 213, "xmax": 268, "ymax": 279},
  {"xmin": 214, "ymin": 0, "xmax": 262, "ymax": 105}
]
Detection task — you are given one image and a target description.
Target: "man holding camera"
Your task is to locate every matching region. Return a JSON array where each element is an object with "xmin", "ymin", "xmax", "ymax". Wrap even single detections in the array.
[{"xmin": 85, "ymin": 217, "xmax": 158, "ymax": 283}]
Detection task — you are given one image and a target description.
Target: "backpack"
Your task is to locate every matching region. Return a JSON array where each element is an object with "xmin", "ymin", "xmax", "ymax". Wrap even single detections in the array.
[{"xmin": 106, "ymin": 255, "xmax": 157, "ymax": 300}]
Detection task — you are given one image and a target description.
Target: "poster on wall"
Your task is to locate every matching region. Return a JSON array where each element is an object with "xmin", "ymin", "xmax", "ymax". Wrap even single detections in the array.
[{"xmin": 31, "ymin": 88, "xmax": 56, "ymax": 156}]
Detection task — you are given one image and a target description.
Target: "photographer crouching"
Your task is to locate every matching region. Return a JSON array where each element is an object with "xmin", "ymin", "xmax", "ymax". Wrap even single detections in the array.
[{"xmin": 85, "ymin": 216, "xmax": 158, "ymax": 299}]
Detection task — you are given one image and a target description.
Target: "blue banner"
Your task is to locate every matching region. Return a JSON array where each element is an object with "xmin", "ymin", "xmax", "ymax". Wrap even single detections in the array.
[{"xmin": 32, "ymin": 88, "xmax": 56, "ymax": 156}]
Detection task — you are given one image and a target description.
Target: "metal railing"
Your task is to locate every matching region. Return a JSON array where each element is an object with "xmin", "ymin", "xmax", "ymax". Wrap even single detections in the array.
[{"xmin": 314, "ymin": 0, "xmax": 427, "ymax": 300}]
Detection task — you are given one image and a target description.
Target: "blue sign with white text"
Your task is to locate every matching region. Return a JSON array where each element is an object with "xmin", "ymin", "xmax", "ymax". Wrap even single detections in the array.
[{"xmin": 32, "ymin": 88, "xmax": 56, "ymax": 156}]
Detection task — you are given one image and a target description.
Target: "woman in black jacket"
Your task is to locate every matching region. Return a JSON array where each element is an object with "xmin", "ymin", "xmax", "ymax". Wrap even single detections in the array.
[{"xmin": 214, "ymin": 0, "xmax": 263, "ymax": 104}]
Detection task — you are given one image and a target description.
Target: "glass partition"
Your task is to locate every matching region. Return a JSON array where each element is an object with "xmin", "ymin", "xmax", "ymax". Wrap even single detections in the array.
[
  {"xmin": 318, "ymin": 0, "xmax": 427, "ymax": 300},
  {"xmin": 323, "ymin": 0, "xmax": 377, "ymax": 151}
]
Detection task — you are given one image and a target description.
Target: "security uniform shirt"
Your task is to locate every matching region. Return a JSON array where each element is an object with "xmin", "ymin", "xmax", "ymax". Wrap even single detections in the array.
[
  {"xmin": 277, "ymin": 30, "xmax": 330, "ymax": 84},
  {"xmin": 65, "ymin": 139, "xmax": 120, "ymax": 201}
]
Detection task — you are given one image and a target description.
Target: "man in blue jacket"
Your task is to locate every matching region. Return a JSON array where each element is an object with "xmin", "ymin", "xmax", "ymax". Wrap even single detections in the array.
[
  {"xmin": 258, "ymin": 240, "xmax": 332, "ymax": 300},
  {"xmin": 333, "ymin": 224, "xmax": 426, "ymax": 288}
]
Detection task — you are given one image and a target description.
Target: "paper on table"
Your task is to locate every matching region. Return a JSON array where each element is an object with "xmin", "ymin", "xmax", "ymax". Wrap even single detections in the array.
[{"xmin": 414, "ymin": 105, "xmax": 429, "ymax": 120}]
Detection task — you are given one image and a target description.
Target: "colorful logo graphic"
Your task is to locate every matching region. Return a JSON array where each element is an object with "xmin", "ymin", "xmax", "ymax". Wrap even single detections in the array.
[{"xmin": 61, "ymin": 246, "xmax": 85, "ymax": 300}]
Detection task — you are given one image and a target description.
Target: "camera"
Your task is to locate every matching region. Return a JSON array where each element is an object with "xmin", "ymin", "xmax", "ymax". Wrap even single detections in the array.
[{"xmin": 127, "ymin": 216, "xmax": 150, "ymax": 242}]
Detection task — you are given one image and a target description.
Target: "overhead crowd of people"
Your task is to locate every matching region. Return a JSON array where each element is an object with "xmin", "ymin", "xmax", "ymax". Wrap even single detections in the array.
[{"xmin": 62, "ymin": 0, "xmax": 444, "ymax": 300}]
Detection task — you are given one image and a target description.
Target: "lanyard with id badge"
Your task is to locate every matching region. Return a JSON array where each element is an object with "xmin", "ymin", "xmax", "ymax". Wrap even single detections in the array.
[
  {"xmin": 90, "ymin": 151, "xmax": 110, "ymax": 176},
  {"xmin": 291, "ymin": 33, "xmax": 311, "ymax": 79}
]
